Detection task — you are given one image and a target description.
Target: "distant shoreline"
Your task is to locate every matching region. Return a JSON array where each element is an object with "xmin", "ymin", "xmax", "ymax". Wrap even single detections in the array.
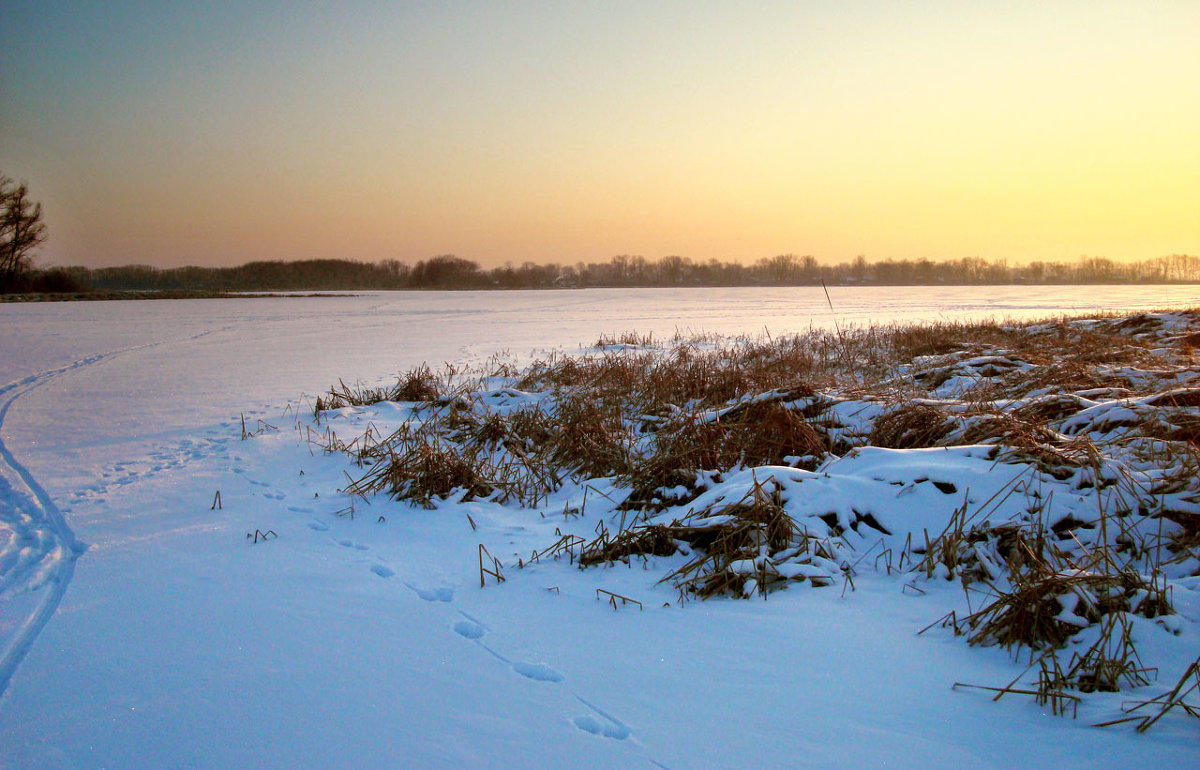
[
  {"xmin": 3, "ymin": 283, "xmax": 1200, "ymax": 303},
  {"xmin": 14, "ymin": 253, "xmax": 1200, "ymax": 296},
  {"xmin": 0, "ymin": 290, "xmax": 360, "ymax": 303}
]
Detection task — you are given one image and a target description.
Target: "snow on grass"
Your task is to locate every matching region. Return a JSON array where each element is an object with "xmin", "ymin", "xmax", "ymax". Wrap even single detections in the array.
[{"xmin": 283, "ymin": 308, "xmax": 1200, "ymax": 762}]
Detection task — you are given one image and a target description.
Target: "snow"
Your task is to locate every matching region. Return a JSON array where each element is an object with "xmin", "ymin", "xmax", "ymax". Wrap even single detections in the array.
[{"xmin": 2, "ymin": 287, "xmax": 1199, "ymax": 768}]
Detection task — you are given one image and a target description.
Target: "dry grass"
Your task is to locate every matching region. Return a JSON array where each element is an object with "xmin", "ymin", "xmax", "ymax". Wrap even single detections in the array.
[
  {"xmin": 1099, "ymin": 656, "xmax": 1200, "ymax": 731},
  {"xmin": 579, "ymin": 524, "xmax": 679, "ymax": 567},
  {"xmin": 545, "ymin": 393, "xmax": 634, "ymax": 478},
  {"xmin": 661, "ymin": 491, "xmax": 804, "ymax": 600},
  {"xmin": 961, "ymin": 567, "xmax": 1170, "ymax": 651},
  {"xmin": 869, "ymin": 403, "xmax": 953, "ymax": 448},
  {"xmin": 574, "ymin": 477, "xmax": 841, "ymax": 600},
  {"xmin": 625, "ymin": 399, "xmax": 827, "ymax": 510},
  {"xmin": 311, "ymin": 306, "xmax": 1200, "ymax": 727},
  {"xmin": 342, "ymin": 430, "xmax": 492, "ymax": 508},
  {"xmin": 319, "ymin": 309, "xmax": 1200, "ymax": 530},
  {"xmin": 314, "ymin": 364, "xmax": 444, "ymax": 413}
]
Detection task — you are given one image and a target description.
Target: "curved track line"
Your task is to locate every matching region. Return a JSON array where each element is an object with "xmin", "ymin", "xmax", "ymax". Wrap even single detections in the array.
[
  {"xmin": 0, "ymin": 360, "xmax": 114, "ymax": 696},
  {"xmin": 0, "ymin": 338, "xmax": 193, "ymax": 699}
]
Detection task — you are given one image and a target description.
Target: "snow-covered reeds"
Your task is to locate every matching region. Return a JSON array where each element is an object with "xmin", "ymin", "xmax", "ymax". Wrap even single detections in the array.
[
  {"xmin": 307, "ymin": 307, "xmax": 1200, "ymax": 729},
  {"xmin": 869, "ymin": 402, "xmax": 953, "ymax": 448},
  {"xmin": 313, "ymin": 364, "xmax": 443, "ymax": 414}
]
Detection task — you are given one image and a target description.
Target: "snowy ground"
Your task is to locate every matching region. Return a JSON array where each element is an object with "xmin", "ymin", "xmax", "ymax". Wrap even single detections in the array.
[{"xmin": 2, "ymin": 287, "xmax": 1199, "ymax": 768}]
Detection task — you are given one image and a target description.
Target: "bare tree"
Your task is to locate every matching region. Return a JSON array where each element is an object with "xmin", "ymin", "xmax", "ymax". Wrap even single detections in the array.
[{"xmin": 1, "ymin": 174, "xmax": 48, "ymax": 290}]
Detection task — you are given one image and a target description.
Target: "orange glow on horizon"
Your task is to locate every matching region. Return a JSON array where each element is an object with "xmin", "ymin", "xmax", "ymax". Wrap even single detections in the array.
[{"xmin": 2, "ymin": 2, "xmax": 1196, "ymax": 269}]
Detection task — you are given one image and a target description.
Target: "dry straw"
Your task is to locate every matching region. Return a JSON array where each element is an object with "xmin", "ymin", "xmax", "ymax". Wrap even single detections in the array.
[{"xmin": 310, "ymin": 306, "xmax": 1200, "ymax": 728}]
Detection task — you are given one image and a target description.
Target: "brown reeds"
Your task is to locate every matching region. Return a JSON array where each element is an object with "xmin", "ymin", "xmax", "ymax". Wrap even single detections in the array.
[
  {"xmin": 624, "ymin": 399, "xmax": 827, "ymax": 510},
  {"xmin": 572, "ymin": 474, "xmax": 845, "ymax": 600},
  {"xmin": 579, "ymin": 524, "xmax": 678, "ymax": 567},
  {"xmin": 545, "ymin": 393, "xmax": 634, "ymax": 478},
  {"xmin": 869, "ymin": 403, "xmax": 953, "ymax": 448},
  {"xmin": 961, "ymin": 568, "xmax": 1170, "ymax": 651},
  {"xmin": 313, "ymin": 364, "xmax": 446, "ymax": 414},
  {"xmin": 1098, "ymin": 656, "xmax": 1200, "ymax": 731},
  {"xmin": 660, "ymin": 479, "xmax": 838, "ymax": 599},
  {"xmin": 300, "ymin": 305, "xmax": 1200, "ymax": 732}
]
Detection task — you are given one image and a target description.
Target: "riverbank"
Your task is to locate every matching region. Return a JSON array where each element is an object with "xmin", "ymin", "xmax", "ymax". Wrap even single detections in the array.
[
  {"xmin": 309, "ymin": 308, "xmax": 1199, "ymax": 736},
  {"xmin": 0, "ymin": 290, "xmax": 358, "ymax": 302}
]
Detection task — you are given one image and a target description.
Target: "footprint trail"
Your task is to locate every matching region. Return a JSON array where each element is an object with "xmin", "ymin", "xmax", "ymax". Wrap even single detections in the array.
[{"xmin": 412, "ymin": 586, "xmax": 669, "ymax": 765}]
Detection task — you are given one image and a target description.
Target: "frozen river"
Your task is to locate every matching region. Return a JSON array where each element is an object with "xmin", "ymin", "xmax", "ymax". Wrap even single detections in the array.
[
  {"xmin": 4, "ymin": 285, "xmax": 1197, "ymax": 462},
  {"xmin": 6, "ymin": 283, "xmax": 1199, "ymax": 400}
]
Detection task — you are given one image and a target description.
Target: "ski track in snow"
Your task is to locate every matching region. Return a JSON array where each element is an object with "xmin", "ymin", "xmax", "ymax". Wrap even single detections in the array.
[
  {"xmin": 0, "ymin": 329, "xmax": 227, "ymax": 699},
  {"xmin": 0, "ymin": 353, "xmax": 120, "ymax": 696}
]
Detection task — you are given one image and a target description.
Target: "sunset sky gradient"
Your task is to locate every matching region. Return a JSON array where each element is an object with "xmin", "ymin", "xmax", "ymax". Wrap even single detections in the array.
[{"xmin": 2, "ymin": 1, "xmax": 1197, "ymax": 268}]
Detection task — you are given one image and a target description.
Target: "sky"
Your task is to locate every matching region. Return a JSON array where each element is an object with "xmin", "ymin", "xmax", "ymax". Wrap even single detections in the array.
[{"xmin": 1, "ymin": 1, "xmax": 1198, "ymax": 270}]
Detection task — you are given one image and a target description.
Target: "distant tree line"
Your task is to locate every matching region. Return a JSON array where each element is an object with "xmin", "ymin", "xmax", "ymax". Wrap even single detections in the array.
[
  {"xmin": 70, "ymin": 258, "xmax": 413, "ymax": 292},
  {"xmin": 40, "ymin": 252, "xmax": 1200, "ymax": 293},
  {"xmin": 8, "ymin": 170, "xmax": 1195, "ymax": 295}
]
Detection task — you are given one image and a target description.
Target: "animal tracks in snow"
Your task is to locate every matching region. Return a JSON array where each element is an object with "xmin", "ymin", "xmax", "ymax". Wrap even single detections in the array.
[
  {"xmin": 392, "ymin": 582, "xmax": 648, "ymax": 751},
  {"xmin": 453, "ymin": 618, "xmax": 486, "ymax": 639},
  {"xmin": 295, "ymin": 519, "xmax": 657, "ymax": 763},
  {"xmin": 512, "ymin": 661, "xmax": 564, "ymax": 683},
  {"xmin": 70, "ymin": 434, "xmax": 234, "ymax": 504},
  {"xmin": 572, "ymin": 697, "xmax": 633, "ymax": 741},
  {"xmin": 288, "ymin": 504, "xmax": 650, "ymax": 759},
  {"xmin": 572, "ymin": 715, "xmax": 631, "ymax": 741},
  {"xmin": 409, "ymin": 584, "xmax": 455, "ymax": 603},
  {"xmin": 449, "ymin": 612, "xmax": 566, "ymax": 684},
  {"xmin": 438, "ymin": 602, "xmax": 645, "ymax": 749}
]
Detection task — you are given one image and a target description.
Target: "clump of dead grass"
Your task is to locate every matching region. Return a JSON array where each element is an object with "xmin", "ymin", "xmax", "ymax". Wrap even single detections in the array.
[
  {"xmin": 579, "ymin": 524, "xmax": 679, "ymax": 567},
  {"xmin": 1098, "ymin": 655, "xmax": 1200, "ymax": 731},
  {"xmin": 661, "ymin": 489, "xmax": 805, "ymax": 600},
  {"xmin": 869, "ymin": 402, "xmax": 953, "ymax": 448},
  {"xmin": 625, "ymin": 399, "xmax": 827, "ymax": 510},
  {"xmin": 575, "ymin": 477, "xmax": 843, "ymax": 600},
  {"xmin": 343, "ymin": 432, "xmax": 492, "ymax": 508},
  {"xmin": 961, "ymin": 566, "xmax": 1171, "ymax": 651},
  {"xmin": 313, "ymin": 364, "xmax": 444, "ymax": 414},
  {"xmin": 544, "ymin": 393, "xmax": 634, "ymax": 478}
]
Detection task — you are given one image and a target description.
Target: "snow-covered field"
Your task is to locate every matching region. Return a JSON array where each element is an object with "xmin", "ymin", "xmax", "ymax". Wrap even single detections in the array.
[{"xmin": 2, "ymin": 286, "xmax": 1199, "ymax": 768}]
